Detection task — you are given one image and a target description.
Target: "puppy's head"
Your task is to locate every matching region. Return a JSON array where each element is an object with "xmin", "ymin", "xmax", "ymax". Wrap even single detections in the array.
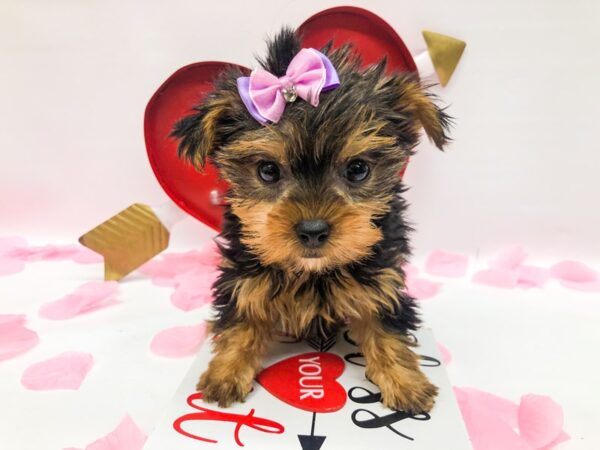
[{"xmin": 173, "ymin": 28, "xmax": 450, "ymax": 273}]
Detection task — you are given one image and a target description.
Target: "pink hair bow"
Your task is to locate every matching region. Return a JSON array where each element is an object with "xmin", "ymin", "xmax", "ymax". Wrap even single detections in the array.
[{"xmin": 237, "ymin": 48, "xmax": 340, "ymax": 124}]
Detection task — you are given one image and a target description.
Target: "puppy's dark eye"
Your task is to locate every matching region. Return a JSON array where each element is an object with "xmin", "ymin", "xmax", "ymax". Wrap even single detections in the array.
[
  {"xmin": 257, "ymin": 161, "xmax": 281, "ymax": 183},
  {"xmin": 344, "ymin": 159, "xmax": 370, "ymax": 183}
]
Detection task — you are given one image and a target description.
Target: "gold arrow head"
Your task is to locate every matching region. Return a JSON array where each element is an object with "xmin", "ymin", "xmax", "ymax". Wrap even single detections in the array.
[
  {"xmin": 422, "ymin": 30, "xmax": 466, "ymax": 87},
  {"xmin": 79, "ymin": 203, "xmax": 170, "ymax": 281}
]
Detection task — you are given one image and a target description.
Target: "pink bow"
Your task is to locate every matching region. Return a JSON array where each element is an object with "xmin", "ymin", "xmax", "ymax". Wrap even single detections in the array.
[{"xmin": 237, "ymin": 48, "xmax": 340, "ymax": 124}]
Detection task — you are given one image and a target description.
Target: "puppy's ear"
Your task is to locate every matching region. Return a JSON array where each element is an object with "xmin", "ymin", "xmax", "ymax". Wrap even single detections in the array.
[
  {"xmin": 395, "ymin": 76, "xmax": 451, "ymax": 150},
  {"xmin": 171, "ymin": 92, "xmax": 238, "ymax": 170}
]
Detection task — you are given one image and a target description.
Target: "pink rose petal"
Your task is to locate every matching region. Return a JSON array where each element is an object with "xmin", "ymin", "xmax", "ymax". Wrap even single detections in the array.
[
  {"xmin": 405, "ymin": 276, "xmax": 442, "ymax": 300},
  {"xmin": 3, "ymin": 241, "xmax": 103, "ymax": 264},
  {"xmin": 0, "ymin": 314, "xmax": 25, "ymax": 326},
  {"xmin": 0, "ymin": 256, "xmax": 25, "ymax": 276},
  {"xmin": 171, "ymin": 290, "xmax": 214, "ymax": 311},
  {"xmin": 517, "ymin": 265, "xmax": 550, "ymax": 289},
  {"xmin": 39, "ymin": 281, "xmax": 120, "ymax": 320},
  {"xmin": 470, "ymin": 412, "xmax": 534, "ymax": 450},
  {"xmin": 478, "ymin": 248, "xmax": 549, "ymax": 290},
  {"xmin": 470, "ymin": 412, "xmax": 533, "ymax": 450},
  {"xmin": 139, "ymin": 242, "xmax": 220, "ymax": 284},
  {"xmin": 196, "ymin": 240, "xmax": 222, "ymax": 266},
  {"xmin": 401, "ymin": 263, "xmax": 419, "ymax": 278},
  {"xmin": 36, "ymin": 245, "xmax": 81, "ymax": 261},
  {"xmin": 85, "ymin": 415, "xmax": 147, "ymax": 450},
  {"xmin": 150, "ymin": 323, "xmax": 207, "ymax": 358},
  {"xmin": 4, "ymin": 246, "xmax": 34, "ymax": 260},
  {"xmin": 560, "ymin": 280, "xmax": 600, "ymax": 292},
  {"xmin": 454, "ymin": 387, "xmax": 532, "ymax": 450},
  {"xmin": 437, "ymin": 342, "xmax": 452, "ymax": 365},
  {"xmin": 518, "ymin": 394, "xmax": 564, "ymax": 449},
  {"xmin": 550, "ymin": 260, "xmax": 598, "ymax": 283},
  {"xmin": 0, "ymin": 314, "xmax": 39, "ymax": 361},
  {"xmin": 72, "ymin": 248, "xmax": 104, "ymax": 264},
  {"xmin": 455, "ymin": 387, "xmax": 520, "ymax": 429},
  {"xmin": 540, "ymin": 431, "xmax": 570, "ymax": 450},
  {"xmin": 21, "ymin": 352, "xmax": 94, "ymax": 390},
  {"xmin": 425, "ymin": 250, "xmax": 469, "ymax": 277},
  {"xmin": 170, "ymin": 269, "xmax": 219, "ymax": 311},
  {"xmin": 138, "ymin": 243, "xmax": 221, "ymax": 311},
  {"xmin": 454, "ymin": 387, "xmax": 569, "ymax": 450},
  {"xmin": 138, "ymin": 252, "xmax": 199, "ymax": 280},
  {"xmin": 490, "ymin": 246, "xmax": 529, "ymax": 270},
  {"xmin": 9, "ymin": 244, "xmax": 78, "ymax": 261},
  {"xmin": 473, "ymin": 268, "xmax": 519, "ymax": 289},
  {"xmin": 0, "ymin": 236, "xmax": 28, "ymax": 254}
]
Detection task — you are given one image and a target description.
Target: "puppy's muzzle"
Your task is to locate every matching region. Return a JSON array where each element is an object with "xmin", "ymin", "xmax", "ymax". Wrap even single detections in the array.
[{"xmin": 295, "ymin": 219, "xmax": 330, "ymax": 249}]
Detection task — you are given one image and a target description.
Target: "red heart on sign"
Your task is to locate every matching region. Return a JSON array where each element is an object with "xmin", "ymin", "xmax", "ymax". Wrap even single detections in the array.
[
  {"xmin": 144, "ymin": 6, "xmax": 417, "ymax": 231},
  {"xmin": 256, "ymin": 352, "xmax": 346, "ymax": 413}
]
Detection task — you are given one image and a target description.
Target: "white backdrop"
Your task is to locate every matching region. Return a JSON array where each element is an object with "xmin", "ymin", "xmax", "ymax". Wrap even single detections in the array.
[
  {"xmin": 2, "ymin": 0, "xmax": 600, "ymax": 260},
  {"xmin": 2, "ymin": 3, "xmax": 600, "ymax": 449}
]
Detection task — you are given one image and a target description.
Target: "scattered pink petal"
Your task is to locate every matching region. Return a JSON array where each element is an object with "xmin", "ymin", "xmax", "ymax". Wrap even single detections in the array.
[
  {"xmin": 150, "ymin": 323, "xmax": 207, "ymax": 358},
  {"xmin": 170, "ymin": 290, "xmax": 213, "ymax": 311},
  {"xmin": 21, "ymin": 352, "xmax": 94, "ymax": 390},
  {"xmin": 560, "ymin": 280, "xmax": 600, "ymax": 292},
  {"xmin": 455, "ymin": 387, "xmax": 520, "ymax": 429},
  {"xmin": 540, "ymin": 431, "xmax": 570, "ymax": 450},
  {"xmin": 138, "ymin": 242, "xmax": 221, "ymax": 311},
  {"xmin": 401, "ymin": 263, "xmax": 419, "ymax": 278},
  {"xmin": 139, "ymin": 242, "xmax": 220, "ymax": 284},
  {"xmin": 454, "ymin": 387, "xmax": 569, "ymax": 450},
  {"xmin": 473, "ymin": 268, "xmax": 519, "ymax": 289},
  {"xmin": 170, "ymin": 269, "xmax": 219, "ymax": 311},
  {"xmin": 518, "ymin": 394, "xmax": 564, "ymax": 449},
  {"xmin": 474, "ymin": 248, "xmax": 550, "ymax": 290},
  {"xmin": 0, "ymin": 314, "xmax": 25, "ymax": 326},
  {"xmin": 405, "ymin": 276, "xmax": 442, "ymax": 300},
  {"xmin": 0, "ymin": 256, "xmax": 25, "ymax": 276},
  {"xmin": 1, "ymin": 240, "xmax": 102, "ymax": 264},
  {"xmin": 39, "ymin": 281, "xmax": 119, "ymax": 320},
  {"xmin": 454, "ymin": 387, "xmax": 531, "ymax": 450},
  {"xmin": 550, "ymin": 260, "xmax": 598, "ymax": 283},
  {"xmin": 35, "ymin": 245, "xmax": 81, "ymax": 261},
  {"xmin": 195, "ymin": 240, "xmax": 222, "ymax": 266},
  {"xmin": 72, "ymin": 248, "xmax": 104, "ymax": 264},
  {"xmin": 8, "ymin": 244, "xmax": 77, "ymax": 261},
  {"xmin": 0, "ymin": 236, "xmax": 28, "ymax": 254},
  {"xmin": 437, "ymin": 342, "xmax": 452, "ymax": 365},
  {"xmin": 84, "ymin": 415, "xmax": 147, "ymax": 450},
  {"xmin": 425, "ymin": 250, "xmax": 469, "ymax": 277},
  {"xmin": 517, "ymin": 265, "xmax": 550, "ymax": 289},
  {"xmin": 490, "ymin": 246, "xmax": 529, "ymax": 270},
  {"xmin": 0, "ymin": 314, "xmax": 39, "ymax": 361}
]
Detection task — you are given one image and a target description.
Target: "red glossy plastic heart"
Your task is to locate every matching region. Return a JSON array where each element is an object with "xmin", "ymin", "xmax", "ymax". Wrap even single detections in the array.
[
  {"xmin": 257, "ymin": 352, "xmax": 346, "ymax": 413},
  {"xmin": 144, "ymin": 7, "xmax": 417, "ymax": 230}
]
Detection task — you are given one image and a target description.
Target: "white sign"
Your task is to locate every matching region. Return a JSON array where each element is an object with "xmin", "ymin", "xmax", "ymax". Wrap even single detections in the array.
[{"xmin": 144, "ymin": 328, "xmax": 472, "ymax": 450}]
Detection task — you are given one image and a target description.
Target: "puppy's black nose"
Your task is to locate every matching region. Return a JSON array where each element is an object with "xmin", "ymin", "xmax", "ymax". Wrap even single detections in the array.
[{"xmin": 295, "ymin": 220, "xmax": 330, "ymax": 248}]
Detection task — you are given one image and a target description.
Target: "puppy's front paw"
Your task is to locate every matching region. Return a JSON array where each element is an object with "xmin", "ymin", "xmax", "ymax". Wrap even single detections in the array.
[
  {"xmin": 369, "ymin": 366, "xmax": 438, "ymax": 414},
  {"xmin": 196, "ymin": 367, "xmax": 254, "ymax": 408}
]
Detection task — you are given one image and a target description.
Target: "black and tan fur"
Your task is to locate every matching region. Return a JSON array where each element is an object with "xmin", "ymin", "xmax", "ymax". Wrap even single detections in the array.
[{"xmin": 172, "ymin": 28, "xmax": 451, "ymax": 413}]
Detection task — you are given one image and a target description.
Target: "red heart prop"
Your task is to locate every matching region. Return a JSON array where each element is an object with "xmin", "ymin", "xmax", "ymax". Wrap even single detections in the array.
[
  {"xmin": 144, "ymin": 6, "xmax": 417, "ymax": 231},
  {"xmin": 256, "ymin": 352, "xmax": 346, "ymax": 413}
]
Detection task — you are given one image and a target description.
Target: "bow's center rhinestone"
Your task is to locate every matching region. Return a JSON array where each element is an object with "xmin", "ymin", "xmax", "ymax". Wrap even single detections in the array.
[{"xmin": 282, "ymin": 85, "xmax": 298, "ymax": 103}]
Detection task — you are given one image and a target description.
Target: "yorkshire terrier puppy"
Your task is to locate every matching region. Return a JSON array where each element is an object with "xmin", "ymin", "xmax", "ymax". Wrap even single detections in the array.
[{"xmin": 172, "ymin": 28, "xmax": 450, "ymax": 414}]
